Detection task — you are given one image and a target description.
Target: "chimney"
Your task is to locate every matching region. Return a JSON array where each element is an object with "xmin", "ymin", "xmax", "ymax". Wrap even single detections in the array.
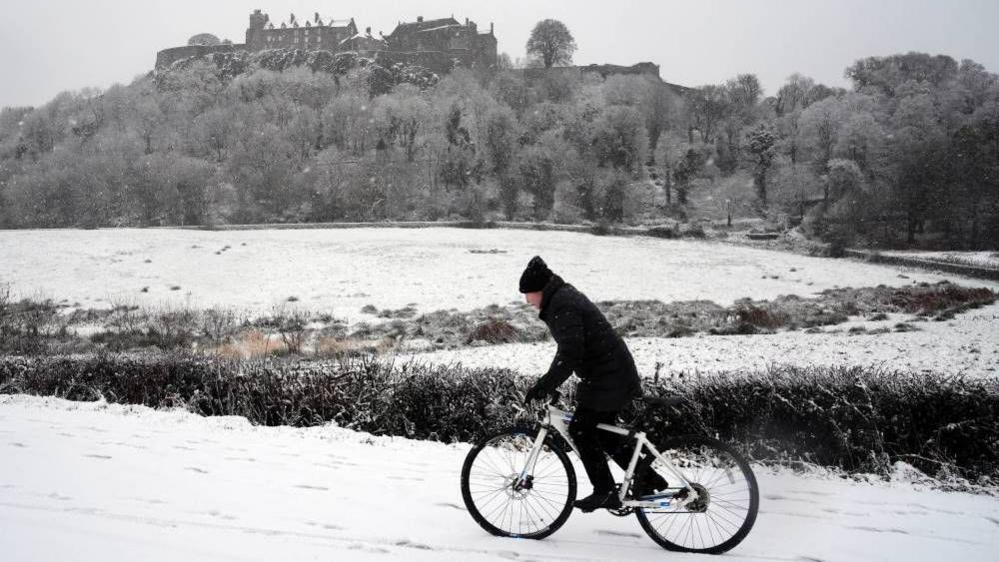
[
  {"xmin": 490, "ymin": 22, "xmax": 494, "ymax": 34},
  {"xmin": 465, "ymin": 17, "xmax": 469, "ymax": 26},
  {"xmin": 417, "ymin": 16, "xmax": 423, "ymax": 23},
  {"xmin": 365, "ymin": 26, "xmax": 371, "ymax": 35}
]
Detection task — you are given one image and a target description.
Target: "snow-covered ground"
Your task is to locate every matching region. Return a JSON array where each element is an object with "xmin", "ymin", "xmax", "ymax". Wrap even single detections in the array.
[
  {"xmin": 2, "ymin": 395, "xmax": 997, "ymax": 562},
  {"xmin": 399, "ymin": 303, "xmax": 999, "ymax": 378},
  {"xmin": 1, "ymin": 228, "xmax": 988, "ymax": 323}
]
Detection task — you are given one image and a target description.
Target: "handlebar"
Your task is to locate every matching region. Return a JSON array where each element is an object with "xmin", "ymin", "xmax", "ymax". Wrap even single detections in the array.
[{"xmin": 522, "ymin": 388, "xmax": 561, "ymax": 408}]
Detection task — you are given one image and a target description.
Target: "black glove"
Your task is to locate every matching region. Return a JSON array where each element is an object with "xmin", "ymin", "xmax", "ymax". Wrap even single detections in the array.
[{"xmin": 525, "ymin": 383, "xmax": 550, "ymax": 404}]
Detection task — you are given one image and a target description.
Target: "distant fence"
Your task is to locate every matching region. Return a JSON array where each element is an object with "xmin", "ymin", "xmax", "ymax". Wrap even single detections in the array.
[
  {"xmin": 845, "ymin": 249, "xmax": 999, "ymax": 281},
  {"xmin": 182, "ymin": 220, "xmax": 668, "ymax": 237}
]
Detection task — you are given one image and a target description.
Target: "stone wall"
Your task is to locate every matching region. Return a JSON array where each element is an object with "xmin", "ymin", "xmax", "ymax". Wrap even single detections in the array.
[
  {"xmin": 518, "ymin": 63, "xmax": 691, "ymax": 95},
  {"xmin": 156, "ymin": 44, "xmax": 245, "ymax": 69}
]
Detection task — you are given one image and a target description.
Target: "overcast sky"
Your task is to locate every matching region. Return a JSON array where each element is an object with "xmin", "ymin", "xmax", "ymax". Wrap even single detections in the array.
[{"xmin": 3, "ymin": 0, "xmax": 999, "ymax": 108}]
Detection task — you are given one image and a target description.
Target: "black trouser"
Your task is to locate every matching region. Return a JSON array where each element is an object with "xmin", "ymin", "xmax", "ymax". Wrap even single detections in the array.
[{"xmin": 568, "ymin": 407, "xmax": 633, "ymax": 494}]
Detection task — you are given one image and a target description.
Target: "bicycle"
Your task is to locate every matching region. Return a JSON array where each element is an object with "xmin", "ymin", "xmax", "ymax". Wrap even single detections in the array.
[{"xmin": 460, "ymin": 392, "xmax": 759, "ymax": 554}]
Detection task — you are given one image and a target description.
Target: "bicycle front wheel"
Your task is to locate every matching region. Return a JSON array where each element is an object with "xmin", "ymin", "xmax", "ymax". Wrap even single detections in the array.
[
  {"xmin": 460, "ymin": 426, "xmax": 576, "ymax": 539},
  {"xmin": 634, "ymin": 435, "xmax": 759, "ymax": 554}
]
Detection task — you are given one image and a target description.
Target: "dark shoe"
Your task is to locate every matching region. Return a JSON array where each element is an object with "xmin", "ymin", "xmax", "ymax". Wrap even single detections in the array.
[
  {"xmin": 573, "ymin": 491, "xmax": 622, "ymax": 513},
  {"xmin": 638, "ymin": 471, "xmax": 669, "ymax": 497}
]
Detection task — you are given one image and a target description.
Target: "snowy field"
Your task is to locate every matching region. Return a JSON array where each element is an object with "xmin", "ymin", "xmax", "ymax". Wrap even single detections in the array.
[
  {"xmin": 0, "ymin": 227, "xmax": 986, "ymax": 323},
  {"xmin": 3, "ymin": 395, "xmax": 998, "ymax": 562},
  {"xmin": 400, "ymin": 303, "xmax": 999, "ymax": 377}
]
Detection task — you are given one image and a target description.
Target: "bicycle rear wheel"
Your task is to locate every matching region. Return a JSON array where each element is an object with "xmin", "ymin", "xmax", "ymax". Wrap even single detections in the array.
[
  {"xmin": 460, "ymin": 426, "xmax": 576, "ymax": 539},
  {"xmin": 634, "ymin": 435, "xmax": 759, "ymax": 554}
]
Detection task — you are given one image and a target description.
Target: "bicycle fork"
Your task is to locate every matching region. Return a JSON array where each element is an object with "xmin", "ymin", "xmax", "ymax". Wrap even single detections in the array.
[{"xmin": 513, "ymin": 427, "xmax": 549, "ymax": 492}]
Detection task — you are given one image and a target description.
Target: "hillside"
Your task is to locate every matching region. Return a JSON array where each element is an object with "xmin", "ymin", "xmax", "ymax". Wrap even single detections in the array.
[{"xmin": 0, "ymin": 51, "xmax": 997, "ymax": 250}]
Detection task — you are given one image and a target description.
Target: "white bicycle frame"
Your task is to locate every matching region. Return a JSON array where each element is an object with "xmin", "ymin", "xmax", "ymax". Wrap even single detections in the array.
[{"xmin": 518, "ymin": 404, "xmax": 700, "ymax": 510}]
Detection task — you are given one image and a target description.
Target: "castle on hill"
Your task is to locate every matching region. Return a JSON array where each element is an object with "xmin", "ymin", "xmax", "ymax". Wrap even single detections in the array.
[{"xmin": 156, "ymin": 10, "xmax": 498, "ymax": 74}]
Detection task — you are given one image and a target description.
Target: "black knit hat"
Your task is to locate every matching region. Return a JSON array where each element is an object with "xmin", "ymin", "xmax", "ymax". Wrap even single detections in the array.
[{"xmin": 519, "ymin": 256, "xmax": 553, "ymax": 293}]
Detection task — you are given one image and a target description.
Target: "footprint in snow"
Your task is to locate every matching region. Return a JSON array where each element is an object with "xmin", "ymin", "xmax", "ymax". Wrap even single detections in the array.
[
  {"xmin": 787, "ymin": 489, "xmax": 835, "ymax": 497},
  {"xmin": 758, "ymin": 509, "xmax": 829, "ymax": 520},
  {"xmin": 845, "ymin": 525, "xmax": 909, "ymax": 535},
  {"xmin": 205, "ymin": 510, "xmax": 237, "ymax": 521},
  {"xmin": 185, "ymin": 467, "xmax": 208, "ymax": 474},
  {"xmin": 131, "ymin": 497, "xmax": 167, "ymax": 505},
  {"xmin": 294, "ymin": 484, "xmax": 329, "ymax": 491},
  {"xmin": 347, "ymin": 544, "xmax": 390, "ymax": 554},
  {"xmin": 595, "ymin": 529, "xmax": 642, "ymax": 539},
  {"xmin": 434, "ymin": 502, "xmax": 466, "ymax": 511},
  {"xmin": 394, "ymin": 539, "xmax": 433, "ymax": 550},
  {"xmin": 84, "ymin": 454, "xmax": 112, "ymax": 460},
  {"xmin": 82, "ymin": 426, "xmax": 109, "ymax": 434},
  {"xmin": 305, "ymin": 521, "xmax": 344, "ymax": 531},
  {"xmin": 8, "ymin": 442, "xmax": 27, "ymax": 448}
]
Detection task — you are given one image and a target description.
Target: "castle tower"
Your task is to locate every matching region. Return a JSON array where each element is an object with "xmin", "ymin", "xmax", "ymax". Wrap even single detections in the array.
[{"xmin": 246, "ymin": 9, "xmax": 268, "ymax": 50}]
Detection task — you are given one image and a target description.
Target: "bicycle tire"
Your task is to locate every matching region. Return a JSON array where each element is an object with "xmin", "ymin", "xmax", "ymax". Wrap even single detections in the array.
[
  {"xmin": 634, "ymin": 434, "xmax": 759, "ymax": 554},
  {"xmin": 460, "ymin": 426, "xmax": 576, "ymax": 539}
]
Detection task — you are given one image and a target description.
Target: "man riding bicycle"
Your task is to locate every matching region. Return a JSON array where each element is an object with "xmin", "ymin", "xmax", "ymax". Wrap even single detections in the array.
[{"xmin": 519, "ymin": 256, "xmax": 667, "ymax": 512}]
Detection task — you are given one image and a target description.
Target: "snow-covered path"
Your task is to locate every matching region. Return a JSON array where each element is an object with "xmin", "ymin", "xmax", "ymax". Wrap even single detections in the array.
[{"xmin": 2, "ymin": 396, "xmax": 997, "ymax": 561}]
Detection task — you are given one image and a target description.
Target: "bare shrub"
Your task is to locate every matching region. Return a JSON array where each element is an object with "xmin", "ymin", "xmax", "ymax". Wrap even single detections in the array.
[
  {"xmin": 466, "ymin": 318, "xmax": 520, "ymax": 344},
  {"xmin": 0, "ymin": 290, "xmax": 60, "ymax": 354},
  {"xmin": 216, "ymin": 330, "xmax": 284, "ymax": 359},
  {"xmin": 272, "ymin": 305, "xmax": 309, "ymax": 355},
  {"xmin": 0, "ymin": 285, "xmax": 11, "ymax": 335},
  {"xmin": 106, "ymin": 300, "xmax": 145, "ymax": 333},
  {"xmin": 201, "ymin": 307, "xmax": 240, "ymax": 344},
  {"xmin": 151, "ymin": 307, "xmax": 197, "ymax": 350}
]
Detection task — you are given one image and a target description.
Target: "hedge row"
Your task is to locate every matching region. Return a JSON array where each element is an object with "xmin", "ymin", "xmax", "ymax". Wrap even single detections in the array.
[{"xmin": 1, "ymin": 354, "xmax": 995, "ymax": 482}]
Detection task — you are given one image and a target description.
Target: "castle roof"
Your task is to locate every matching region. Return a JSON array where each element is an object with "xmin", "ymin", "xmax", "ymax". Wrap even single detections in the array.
[
  {"xmin": 275, "ymin": 14, "xmax": 353, "ymax": 29},
  {"xmin": 389, "ymin": 17, "xmax": 459, "ymax": 37},
  {"xmin": 417, "ymin": 24, "xmax": 461, "ymax": 34},
  {"xmin": 340, "ymin": 32, "xmax": 387, "ymax": 46}
]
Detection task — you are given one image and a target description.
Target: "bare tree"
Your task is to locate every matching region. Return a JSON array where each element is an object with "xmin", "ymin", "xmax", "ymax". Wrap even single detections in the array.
[{"xmin": 526, "ymin": 19, "xmax": 577, "ymax": 68}]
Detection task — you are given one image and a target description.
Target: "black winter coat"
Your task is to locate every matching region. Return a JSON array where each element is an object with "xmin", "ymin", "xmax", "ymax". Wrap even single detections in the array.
[{"xmin": 534, "ymin": 275, "xmax": 642, "ymax": 411}]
